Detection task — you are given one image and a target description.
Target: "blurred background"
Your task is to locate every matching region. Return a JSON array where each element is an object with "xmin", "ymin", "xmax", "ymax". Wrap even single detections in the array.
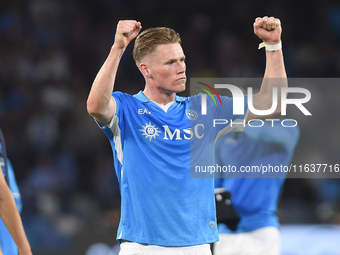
[{"xmin": 0, "ymin": 0, "xmax": 339, "ymax": 254}]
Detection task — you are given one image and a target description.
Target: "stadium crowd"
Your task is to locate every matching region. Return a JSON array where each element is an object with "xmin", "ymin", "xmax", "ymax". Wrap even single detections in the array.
[{"xmin": 0, "ymin": 0, "xmax": 339, "ymax": 253}]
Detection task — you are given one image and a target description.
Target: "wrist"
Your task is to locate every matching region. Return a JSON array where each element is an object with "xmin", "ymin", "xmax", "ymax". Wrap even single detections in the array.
[
  {"xmin": 18, "ymin": 241, "xmax": 31, "ymax": 254},
  {"xmin": 258, "ymin": 41, "xmax": 282, "ymax": 51},
  {"xmin": 18, "ymin": 248, "xmax": 32, "ymax": 255},
  {"xmin": 110, "ymin": 45, "xmax": 126, "ymax": 58},
  {"xmin": 111, "ymin": 44, "xmax": 126, "ymax": 52}
]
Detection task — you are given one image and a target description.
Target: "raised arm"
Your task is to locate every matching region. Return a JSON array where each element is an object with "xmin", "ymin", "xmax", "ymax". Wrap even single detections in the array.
[
  {"xmin": 0, "ymin": 166, "xmax": 32, "ymax": 255},
  {"xmin": 87, "ymin": 20, "xmax": 142, "ymax": 124},
  {"xmin": 247, "ymin": 16, "xmax": 287, "ymax": 121}
]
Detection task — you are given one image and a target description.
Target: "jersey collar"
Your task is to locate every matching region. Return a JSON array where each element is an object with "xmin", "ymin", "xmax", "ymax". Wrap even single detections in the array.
[{"xmin": 134, "ymin": 91, "xmax": 184, "ymax": 103}]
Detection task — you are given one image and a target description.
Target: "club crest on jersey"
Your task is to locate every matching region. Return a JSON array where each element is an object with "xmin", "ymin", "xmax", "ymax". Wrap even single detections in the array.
[
  {"xmin": 139, "ymin": 122, "xmax": 161, "ymax": 141},
  {"xmin": 186, "ymin": 109, "xmax": 198, "ymax": 121}
]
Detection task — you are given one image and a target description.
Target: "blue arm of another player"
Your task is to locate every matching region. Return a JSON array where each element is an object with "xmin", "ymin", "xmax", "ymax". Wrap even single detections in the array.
[{"xmin": 243, "ymin": 121, "xmax": 300, "ymax": 151}]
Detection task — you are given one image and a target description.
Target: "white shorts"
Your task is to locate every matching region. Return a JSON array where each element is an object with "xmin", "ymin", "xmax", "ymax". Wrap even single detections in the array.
[
  {"xmin": 119, "ymin": 242, "xmax": 212, "ymax": 255},
  {"xmin": 213, "ymin": 226, "xmax": 280, "ymax": 255}
]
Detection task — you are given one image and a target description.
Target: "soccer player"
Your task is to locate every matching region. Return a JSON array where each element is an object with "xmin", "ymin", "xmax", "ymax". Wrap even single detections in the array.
[
  {"xmin": 213, "ymin": 121, "xmax": 300, "ymax": 255},
  {"xmin": 0, "ymin": 166, "xmax": 32, "ymax": 254},
  {"xmin": 87, "ymin": 16, "xmax": 286, "ymax": 254},
  {"xmin": 0, "ymin": 144, "xmax": 24, "ymax": 255}
]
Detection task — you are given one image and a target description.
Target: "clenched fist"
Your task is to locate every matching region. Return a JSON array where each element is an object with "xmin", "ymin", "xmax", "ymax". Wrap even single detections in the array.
[
  {"xmin": 114, "ymin": 20, "xmax": 142, "ymax": 49},
  {"xmin": 254, "ymin": 16, "xmax": 281, "ymax": 45}
]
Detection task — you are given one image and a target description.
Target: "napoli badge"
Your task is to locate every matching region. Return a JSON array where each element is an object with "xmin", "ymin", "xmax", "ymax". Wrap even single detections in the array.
[{"xmin": 186, "ymin": 109, "xmax": 198, "ymax": 121}]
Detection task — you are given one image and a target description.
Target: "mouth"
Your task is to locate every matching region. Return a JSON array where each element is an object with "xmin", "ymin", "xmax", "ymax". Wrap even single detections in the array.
[{"xmin": 177, "ymin": 77, "xmax": 186, "ymax": 81}]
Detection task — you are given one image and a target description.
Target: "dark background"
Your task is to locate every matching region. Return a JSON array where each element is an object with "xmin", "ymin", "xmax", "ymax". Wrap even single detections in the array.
[{"xmin": 0, "ymin": 0, "xmax": 340, "ymax": 254}]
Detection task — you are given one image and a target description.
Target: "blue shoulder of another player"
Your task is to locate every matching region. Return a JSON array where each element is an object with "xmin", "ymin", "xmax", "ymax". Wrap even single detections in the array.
[{"xmin": 243, "ymin": 120, "xmax": 300, "ymax": 151}]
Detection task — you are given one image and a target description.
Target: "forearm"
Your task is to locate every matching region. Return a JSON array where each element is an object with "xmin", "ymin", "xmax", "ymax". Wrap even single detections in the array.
[
  {"xmin": 0, "ymin": 183, "xmax": 31, "ymax": 255},
  {"xmin": 248, "ymin": 49, "xmax": 287, "ymax": 120},
  {"xmin": 259, "ymin": 48, "xmax": 287, "ymax": 107},
  {"xmin": 264, "ymin": 48, "xmax": 286, "ymax": 79},
  {"xmin": 87, "ymin": 45, "xmax": 125, "ymax": 122}
]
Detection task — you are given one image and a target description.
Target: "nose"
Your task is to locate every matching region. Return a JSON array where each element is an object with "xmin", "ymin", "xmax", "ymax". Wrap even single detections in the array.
[{"xmin": 177, "ymin": 61, "xmax": 186, "ymax": 73}]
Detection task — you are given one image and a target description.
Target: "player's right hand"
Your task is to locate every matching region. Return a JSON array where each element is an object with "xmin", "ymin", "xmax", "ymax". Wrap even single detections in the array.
[{"xmin": 114, "ymin": 20, "xmax": 142, "ymax": 49}]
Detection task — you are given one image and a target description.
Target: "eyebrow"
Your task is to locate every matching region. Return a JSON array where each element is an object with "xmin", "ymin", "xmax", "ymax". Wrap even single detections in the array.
[{"xmin": 167, "ymin": 56, "xmax": 186, "ymax": 62}]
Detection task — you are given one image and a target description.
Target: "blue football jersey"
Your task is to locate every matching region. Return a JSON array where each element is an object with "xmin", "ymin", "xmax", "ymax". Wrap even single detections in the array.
[
  {"xmin": 96, "ymin": 91, "xmax": 247, "ymax": 246},
  {"xmin": 215, "ymin": 121, "xmax": 300, "ymax": 233}
]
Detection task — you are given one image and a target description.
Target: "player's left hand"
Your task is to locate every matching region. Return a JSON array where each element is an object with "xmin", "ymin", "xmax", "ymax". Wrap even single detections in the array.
[{"xmin": 254, "ymin": 16, "xmax": 281, "ymax": 44}]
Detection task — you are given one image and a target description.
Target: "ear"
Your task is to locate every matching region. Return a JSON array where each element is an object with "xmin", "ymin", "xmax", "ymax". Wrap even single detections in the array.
[{"xmin": 140, "ymin": 63, "xmax": 152, "ymax": 78}]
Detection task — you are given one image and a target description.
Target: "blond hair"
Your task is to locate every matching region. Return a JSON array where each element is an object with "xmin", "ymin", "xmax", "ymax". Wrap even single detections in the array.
[{"xmin": 133, "ymin": 27, "xmax": 181, "ymax": 65}]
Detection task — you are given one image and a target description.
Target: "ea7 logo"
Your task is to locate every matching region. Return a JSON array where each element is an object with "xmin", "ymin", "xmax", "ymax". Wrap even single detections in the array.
[
  {"xmin": 201, "ymin": 85, "xmax": 312, "ymax": 116},
  {"xmin": 138, "ymin": 109, "xmax": 151, "ymax": 114}
]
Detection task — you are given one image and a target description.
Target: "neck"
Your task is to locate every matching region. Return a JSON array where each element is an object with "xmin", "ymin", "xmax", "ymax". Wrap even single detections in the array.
[{"xmin": 143, "ymin": 85, "xmax": 176, "ymax": 105}]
